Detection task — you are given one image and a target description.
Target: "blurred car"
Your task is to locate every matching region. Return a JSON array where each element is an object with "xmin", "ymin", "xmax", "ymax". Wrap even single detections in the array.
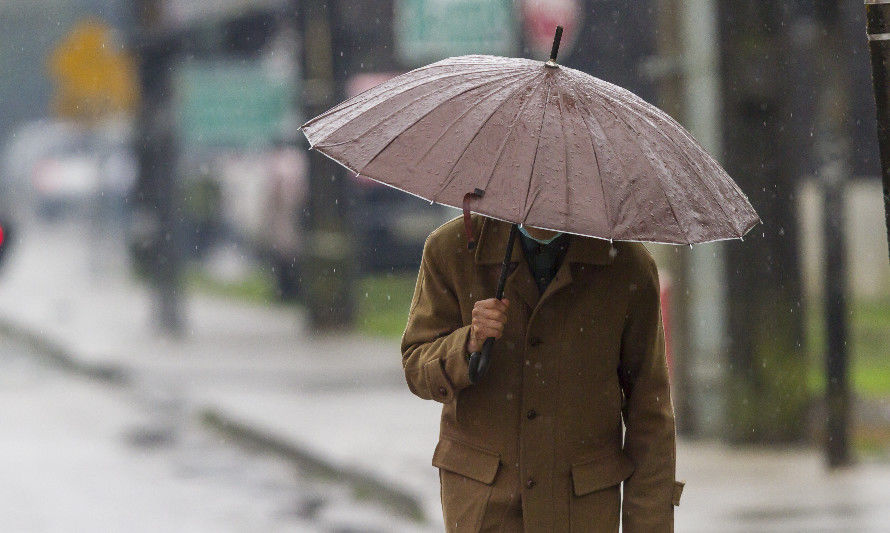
[
  {"xmin": 2, "ymin": 119, "xmax": 136, "ymax": 221},
  {"xmin": 351, "ymin": 177, "xmax": 455, "ymax": 274}
]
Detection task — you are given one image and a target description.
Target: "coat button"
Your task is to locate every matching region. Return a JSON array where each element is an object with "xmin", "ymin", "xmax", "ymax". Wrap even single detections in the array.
[
  {"xmin": 526, "ymin": 409, "xmax": 537, "ymax": 420},
  {"xmin": 526, "ymin": 478, "xmax": 536, "ymax": 489},
  {"xmin": 438, "ymin": 387, "xmax": 448, "ymax": 397},
  {"xmin": 528, "ymin": 337, "xmax": 542, "ymax": 347}
]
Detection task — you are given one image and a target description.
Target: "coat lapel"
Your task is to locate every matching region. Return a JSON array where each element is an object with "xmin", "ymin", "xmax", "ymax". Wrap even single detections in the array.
[{"xmin": 474, "ymin": 217, "xmax": 538, "ymax": 309}]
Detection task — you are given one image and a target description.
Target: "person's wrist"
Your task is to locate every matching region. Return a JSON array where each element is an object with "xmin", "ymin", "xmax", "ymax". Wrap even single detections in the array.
[{"xmin": 466, "ymin": 335, "xmax": 478, "ymax": 354}]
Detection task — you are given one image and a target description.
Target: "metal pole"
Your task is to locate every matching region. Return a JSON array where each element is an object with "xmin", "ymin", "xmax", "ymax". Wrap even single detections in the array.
[
  {"xmin": 652, "ymin": 0, "xmax": 697, "ymax": 436},
  {"xmin": 866, "ymin": 0, "xmax": 890, "ymax": 264},
  {"xmin": 680, "ymin": 0, "xmax": 727, "ymax": 439}
]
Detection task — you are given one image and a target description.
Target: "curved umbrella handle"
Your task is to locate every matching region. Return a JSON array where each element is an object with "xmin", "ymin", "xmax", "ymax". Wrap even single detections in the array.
[{"xmin": 467, "ymin": 338, "xmax": 494, "ymax": 385}]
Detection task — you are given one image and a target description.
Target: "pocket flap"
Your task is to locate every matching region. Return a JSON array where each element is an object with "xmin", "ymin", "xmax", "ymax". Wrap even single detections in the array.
[
  {"xmin": 571, "ymin": 450, "xmax": 635, "ymax": 496},
  {"xmin": 672, "ymin": 480, "xmax": 685, "ymax": 506},
  {"xmin": 432, "ymin": 436, "xmax": 501, "ymax": 485}
]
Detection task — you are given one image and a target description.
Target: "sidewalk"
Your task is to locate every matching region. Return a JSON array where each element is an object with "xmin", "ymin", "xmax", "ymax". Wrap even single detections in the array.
[{"xmin": 3, "ymin": 222, "xmax": 890, "ymax": 532}]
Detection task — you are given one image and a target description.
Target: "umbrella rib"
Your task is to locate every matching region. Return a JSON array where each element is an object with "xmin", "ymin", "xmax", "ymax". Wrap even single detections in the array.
[
  {"xmin": 596, "ymin": 82, "xmax": 739, "ymax": 236},
  {"xmin": 594, "ymin": 94, "xmax": 691, "ymax": 243},
  {"xmin": 431, "ymin": 72, "xmax": 546, "ymax": 204},
  {"xmin": 554, "ymin": 83, "xmax": 571, "ymax": 230},
  {"xmin": 309, "ymin": 67, "xmax": 527, "ymax": 145},
  {"xmin": 568, "ymin": 82, "xmax": 615, "ymax": 240},
  {"xmin": 611, "ymin": 93, "xmax": 740, "ymax": 237},
  {"xmin": 602, "ymin": 96, "xmax": 692, "ymax": 244},
  {"xmin": 357, "ymin": 71, "xmax": 533, "ymax": 175},
  {"xmin": 409, "ymin": 74, "xmax": 535, "ymax": 173},
  {"xmin": 477, "ymin": 74, "xmax": 550, "ymax": 198},
  {"xmin": 320, "ymin": 68, "xmax": 527, "ymax": 145},
  {"xmin": 303, "ymin": 62, "xmax": 522, "ymax": 130},
  {"xmin": 521, "ymin": 77, "xmax": 555, "ymax": 223},
  {"xmin": 574, "ymin": 71, "xmax": 743, "ymax": 237}
]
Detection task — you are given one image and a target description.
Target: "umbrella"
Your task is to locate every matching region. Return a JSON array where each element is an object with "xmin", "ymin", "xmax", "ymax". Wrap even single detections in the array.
[{"xmin": 301, "ymin": 27, "xmax": 760, "ymax": 382}]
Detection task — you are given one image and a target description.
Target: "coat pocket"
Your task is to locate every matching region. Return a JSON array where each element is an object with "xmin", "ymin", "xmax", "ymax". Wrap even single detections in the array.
[
  {"xmin": 434, "ymin": 437, "xmax": 501, "ymax": 533},
  {"xmin": 569, "ymin": 449, "xmax": 634, "ymax": 533},
  {"xmin": 570, "ymin": 449, "xmax": 635, "ymax": 496},
  {"xmin": 433, "ymin": 436, "xmax": 501, "ymax": 484}
]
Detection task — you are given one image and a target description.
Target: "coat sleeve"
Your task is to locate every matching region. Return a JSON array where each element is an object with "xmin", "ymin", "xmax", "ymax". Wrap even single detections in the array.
[
  {"xmin": 400, "ymin": 237, "xmax": 473, "ymax": 404},
  {"xmin": 619, "ymin": 258, "xmax": 682, "ymax": 532}
]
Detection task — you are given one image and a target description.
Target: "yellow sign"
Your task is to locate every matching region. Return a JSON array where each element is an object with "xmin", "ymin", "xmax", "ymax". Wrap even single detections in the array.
[{"xmin": 48, "ymin": 19, "xmax": 139, "ymax": 122}]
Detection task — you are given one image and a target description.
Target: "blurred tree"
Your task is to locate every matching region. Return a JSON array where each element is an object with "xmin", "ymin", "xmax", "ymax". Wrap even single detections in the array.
[
  {"xmin": 719, "ymin": 2, "xmax": 810, "ymax": 443},
  {"xmin": 48, "ymin": 19, "xmax": 139, "ymax": 122},
  {"xmin": 298, "ymin": 0, "xmax": 356, "ymax": 330},
  {"xmin": 131, "ymin": 0, "xmax": 184, "ymax": 335},
  {"xmin": 817, "ymin": 0, "xmax": 852, "ymax": 467}
]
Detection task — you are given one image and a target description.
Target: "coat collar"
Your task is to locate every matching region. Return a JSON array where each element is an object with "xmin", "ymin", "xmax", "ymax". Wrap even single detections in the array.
[
  {"xmin": 473, "ymin": 216, "xmax": 615, "ymax": 267},
  {"xmin": 473, "ymin": 216, "xmax": 616, "ymax": 310}
]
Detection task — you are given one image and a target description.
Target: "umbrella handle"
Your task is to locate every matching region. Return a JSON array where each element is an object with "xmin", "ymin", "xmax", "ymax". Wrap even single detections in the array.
[
  {"xmin": 468, "ymin": 338, "xmax": 495, "ymax": 385},
  {"xmin": 467, "ymin": 224, "xmax": 519, "ymax": 385}
]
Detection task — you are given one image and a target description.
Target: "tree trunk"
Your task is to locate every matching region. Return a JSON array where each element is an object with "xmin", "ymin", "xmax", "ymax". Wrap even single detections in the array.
[
  {"xmin": 718, "ymin": 2, "xmax": 809, "ymax": 443},
  {"xmin": 298, "ymin": 0, "xmax": 355, "ymax": 331}
]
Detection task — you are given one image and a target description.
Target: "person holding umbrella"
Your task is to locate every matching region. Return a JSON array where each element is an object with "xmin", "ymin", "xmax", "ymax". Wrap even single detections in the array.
[
  {"xmin": 302, "ymin": 28, "xmax": 758, "ymax": 532},
  {"xmin": 401, "ymin": 212, "xmax": 681, "ymax": 531}
]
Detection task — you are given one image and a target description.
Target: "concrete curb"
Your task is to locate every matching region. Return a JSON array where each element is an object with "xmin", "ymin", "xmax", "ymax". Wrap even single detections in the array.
[
  {"xmin": 201, "ymin": 409, "xmax": 427, "ymax": 523},
  {"xmin": 0, "ymin": 318, "xmax": 128, "ymax": 384}
]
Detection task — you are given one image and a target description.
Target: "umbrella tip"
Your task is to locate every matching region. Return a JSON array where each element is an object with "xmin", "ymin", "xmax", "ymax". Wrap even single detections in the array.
[{"xmin": 547, "ymin": 26, "xmax": 564, "ymax": 67}]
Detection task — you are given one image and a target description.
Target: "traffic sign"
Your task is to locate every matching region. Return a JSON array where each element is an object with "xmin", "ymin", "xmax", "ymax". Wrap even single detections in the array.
[
  {"xmin": 174, "ymin": 61, "xmax": 297, "ymax": 149},
  {"xmin": 395, "ymin": 0, "xmax": 519, "ymax": 66},
  {"xmin": 47, "ymin": 19, "xmax": 139, "ymax": 122}
]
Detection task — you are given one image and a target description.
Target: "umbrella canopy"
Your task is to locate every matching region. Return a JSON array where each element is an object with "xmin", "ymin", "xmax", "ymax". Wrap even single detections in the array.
[{"xmin": 301, "ymin": 54, "xmax": 759, "ymax": 245}]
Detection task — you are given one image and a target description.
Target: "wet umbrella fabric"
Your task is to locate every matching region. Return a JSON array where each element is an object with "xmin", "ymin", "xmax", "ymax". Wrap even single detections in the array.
[{"xmin": 301, "ymin": 54, "xmax": 760, "ymax": 245}]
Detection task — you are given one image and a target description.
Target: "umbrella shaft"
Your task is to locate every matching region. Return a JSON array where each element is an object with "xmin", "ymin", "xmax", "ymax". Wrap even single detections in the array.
[
  {"xmin": 495, "ymin": 224, "xmax": 520, "ymax": 299},
  {"xmin": 468, "ymin": 224, "xmax": 519, "ymax": 384}
]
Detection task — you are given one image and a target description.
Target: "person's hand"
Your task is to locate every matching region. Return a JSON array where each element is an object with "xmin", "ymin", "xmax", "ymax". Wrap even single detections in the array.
[{"xmin": 467, "ymin": 298, "xmax": 509, "ymax": 353}]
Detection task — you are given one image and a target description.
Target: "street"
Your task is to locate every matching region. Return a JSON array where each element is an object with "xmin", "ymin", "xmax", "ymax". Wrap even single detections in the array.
[{"xmin": 0, "ymin": 334, "xmax": 416, "ymax": 533}]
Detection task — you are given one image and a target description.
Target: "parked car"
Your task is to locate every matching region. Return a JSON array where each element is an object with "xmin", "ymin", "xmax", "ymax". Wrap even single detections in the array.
[{"xmin": 2, "ymin": 119, "xmax": 136, "ymax": 221}]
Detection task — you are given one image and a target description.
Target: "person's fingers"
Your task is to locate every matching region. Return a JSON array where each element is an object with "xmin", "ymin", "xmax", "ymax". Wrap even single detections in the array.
[
  {"xmin": 470, "ymin": 298, "xmax": 510, "ymax": 349},
  {"xmin": 474, "ymin": 320, "xmax": 505, "ymax": 339},
  {"xmin": 481, "ymin": 298, "xmax": 508, "ymax": 314},
  {"xmin": 475, "ymin": 298, "xmax": 506, "ymax": 310},
  {"xmin": 473, "ymin": 306, "xmax": 507, "ymax": 324},
  {"xmin": 475, "ymin": 317, "xmax": 505, "ymax": 332}
]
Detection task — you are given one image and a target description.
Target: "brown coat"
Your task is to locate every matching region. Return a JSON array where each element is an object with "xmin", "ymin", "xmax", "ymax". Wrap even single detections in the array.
[{"xmin": 401, "ymin": 215, "xmax": 683, "ymax": 532}]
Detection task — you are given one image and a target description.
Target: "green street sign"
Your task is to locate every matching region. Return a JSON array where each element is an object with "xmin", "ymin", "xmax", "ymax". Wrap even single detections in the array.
[
  {"xmin": 395, "ymin": 0, "xmax": 518, "ymax": 66},
  {"xmin": 175, "ymin": 61, "xmax": 296, "ymax": 150}
]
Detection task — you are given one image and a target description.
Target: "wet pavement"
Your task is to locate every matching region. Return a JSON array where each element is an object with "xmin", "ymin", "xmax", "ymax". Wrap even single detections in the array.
[
  {"xmin": 0, "ymin": 336, "xmax": 417, "ymax": 532},
  {"xmin": 4, "ymin": 222, "xmax": 890, "ymax": 532}
]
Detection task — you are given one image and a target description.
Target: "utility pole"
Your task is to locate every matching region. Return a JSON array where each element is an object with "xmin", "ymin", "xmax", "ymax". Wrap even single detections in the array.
[
  {"xmin": 866, "ymin": 0, "xmax": 890, "ymax": 264},
  {"xmin": 719, "ymin": 2, "xmax": 809, "ymax": 443},
  {"xmin": 653, "ymin": 0, "xmax": 696, "ymax": 436},
  {"xmin": 298, "ymin": 0, "xmax": 355, "ymax": 331},
  {"xmin": 679, "ymin": 0, "xmax": 728, "ymax": 440},
  {"xmin": 132, "ymin": 0, "xmax": 184, "ymax": 335},
  {"xmin": 651, "ymin": 0, "xmax": 726, "ymax": 438},
  {"xmin": 818, "ymin": 0, "xmax": 852, "ymax": 468}
]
